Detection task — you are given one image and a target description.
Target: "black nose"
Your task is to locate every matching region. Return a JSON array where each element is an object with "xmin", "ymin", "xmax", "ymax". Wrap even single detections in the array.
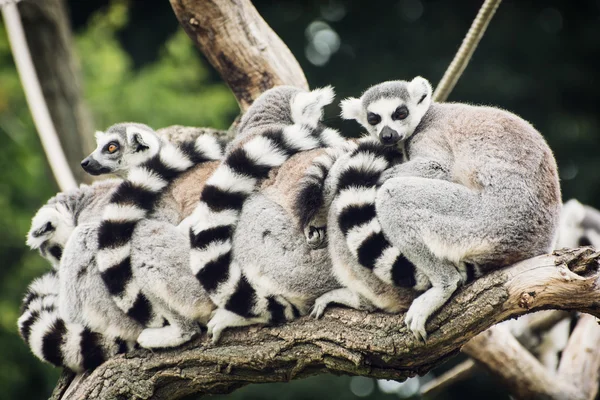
[
  {"xmin": 81, "ymin": 158, "xmax": 90, "ymax": 168},
  {"xmin": 379, "ymin": 126, "xmax": 400, "ymax": 145}
]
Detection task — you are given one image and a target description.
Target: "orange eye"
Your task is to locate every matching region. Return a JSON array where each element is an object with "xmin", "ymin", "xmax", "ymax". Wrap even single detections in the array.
[{"xmin": 107, "ymin": 143, "xmax": 118, "ymax": 154}]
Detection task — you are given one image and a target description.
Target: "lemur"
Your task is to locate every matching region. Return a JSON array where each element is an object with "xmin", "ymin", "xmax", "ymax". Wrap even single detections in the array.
[
  {"xmin": 296, "ymin": 77, "xmax": 561, "ymax": 341},
  {"xmin": 555, "ymin": 199, "xmax": 600, "ymax": 248},
  {"xmin": 181, "ymin": 85, "xmax": 350, "ymax": 341},
  {"xmin": 81, "ymin": 123, "xmax": 223, "ymax": 333}
]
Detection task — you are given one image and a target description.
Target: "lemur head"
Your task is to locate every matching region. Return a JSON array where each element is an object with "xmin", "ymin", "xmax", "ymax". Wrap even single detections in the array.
[
  {"xmin": 81, "ymin": 123, "xmax": 161, "ymax": 177},
  {"xmin": 27, "ymin": 203, "xmax": 74, "ymax": 269},
  {"xmin": 340, "ymin": 76, "xmax": 432, "ymax": 146}
]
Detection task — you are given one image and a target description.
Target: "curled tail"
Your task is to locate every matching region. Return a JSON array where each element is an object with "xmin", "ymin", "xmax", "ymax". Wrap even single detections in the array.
[
  {"xmin": 96, "ymin": 126, "xmax": 223, "ymax": 326},
  {"xmin": 18, "ymin": 272, "xmax": 134, "ymax": 372},
  {"xmin": 329, "ymin": 138, "xmax": 433, "ymax": 289},
  {"xmin": 188, "ymin": 87, "xmax": 347, "ymax": 332}
]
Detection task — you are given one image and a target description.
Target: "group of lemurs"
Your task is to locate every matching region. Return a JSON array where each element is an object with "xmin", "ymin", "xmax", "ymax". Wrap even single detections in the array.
[{"xmin": 17, "ymin": 77, "xmax": 595, "ymax": 373}]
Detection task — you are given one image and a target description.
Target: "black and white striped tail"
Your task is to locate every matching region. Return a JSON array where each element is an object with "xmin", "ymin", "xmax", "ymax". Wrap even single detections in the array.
[
  {"xmin": 97, "ymin": 133, "xmax": 223, "ymax": 326},
  {"xmin": 18, "ymin": 272, "xmax": 134, "ymax": 372},
  {"xmin": 189, "ymin": 87, "xmax": 348, "ymax": 320}
]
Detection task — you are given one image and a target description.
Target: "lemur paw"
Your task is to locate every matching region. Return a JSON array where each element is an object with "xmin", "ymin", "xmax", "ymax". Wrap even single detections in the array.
[
  {"xmin": 207, "ymin": 308, "xmax": 243, "ymax": 343},
  {"xmin": 404, "ymin": 305, "xmax": 428, "ymax": 343},
  {"xmin": 304, "ymin": 226, "xmax": 327, "ymax": 249},
  {"xmin": 137, "ymin": 326, "xmax": 195, "ymax": 349},
  {"xmin": 310, "ymin": 296, "xmax": 331, "ymax": 319}
]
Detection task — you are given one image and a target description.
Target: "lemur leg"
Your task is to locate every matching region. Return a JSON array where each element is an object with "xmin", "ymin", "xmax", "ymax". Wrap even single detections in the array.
[
  {"xmin": 311, "ymin": 288, "xmax": 375, "ymax": 319},
  {"xmin": 376, "ymin": 176, "xmax": 487, "ymax": 341}
]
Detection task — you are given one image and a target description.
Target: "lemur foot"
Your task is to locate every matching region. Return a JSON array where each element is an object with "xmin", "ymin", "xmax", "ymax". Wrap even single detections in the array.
[
  {"xmin": 137, "ymin": 325, "xmax": 196, "ymax": 349},
  {"xmin": 304, "ymin": 225, "xmax": 327, "ymax": 249},
  {"xmin": 207, "ymin": 308, "xmax": 264, "ymax": 344},
  {"xmin": 404, "ymin": 301, "xmax": 428, "ymax": 343},
  {"xmin": 310, "ymin": 297, "xmax": 330, "ymax": 319}
]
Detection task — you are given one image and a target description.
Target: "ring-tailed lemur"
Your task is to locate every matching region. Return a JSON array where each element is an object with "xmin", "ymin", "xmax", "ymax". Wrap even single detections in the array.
[
  {"xmin": 20, "ymin": 181, "xmax": 136, "ymax": 371},
  {"xmin": 82, "ymin": 123, "xmax": 222, "ymax": 327},
  {"xmin": 556, "ymin": 199, "xmax": 600, "ymax": 248},
  {"xmin": 299, "ymin": 77, "xmax": 561, "ymax": 341},
  {"xmin": 182, "ymin": 85, "xmax": 348, "ymax": 341}
]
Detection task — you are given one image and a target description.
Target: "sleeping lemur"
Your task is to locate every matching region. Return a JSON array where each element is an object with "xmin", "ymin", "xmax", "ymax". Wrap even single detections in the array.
[
  {"xmin": 181, "ymin": 85, "xmax": 350, "ymax": 341},
  {"xmin": 296, "ymin": 76, "xmax": 561, "ymax": 341},
  {"xmin": 81, "ymin": 123, "xmax": 222, "ymax": 334}
]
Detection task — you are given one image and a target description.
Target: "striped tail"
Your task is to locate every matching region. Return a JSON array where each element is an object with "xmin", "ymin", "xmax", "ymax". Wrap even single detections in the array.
[
  {"xmin": 18, "ymin": 272, "xmax": 134, "ymax": 372},
  {"xmin": 97, "ymin": 129, "xmax": 223, "ymax": 327},
  {"xmin": 331, "ymin": 138, "xmax": 431, "ymax": 289},
  {"xmin": 189, "ymin": 87, "xmax": 347, "ymax": 316}
]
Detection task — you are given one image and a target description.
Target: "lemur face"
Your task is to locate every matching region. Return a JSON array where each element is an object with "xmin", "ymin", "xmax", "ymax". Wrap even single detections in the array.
[
  {"xmin": 341, "ymin": 76, "xmax": 432, "ymax": 146},
  {"xmin": 81, "ymin": 124, "xmax": 160, "ymax": 177},
  {"xmin": 27, "ymin": 204, "xmax": 74, "ymax": 269}
]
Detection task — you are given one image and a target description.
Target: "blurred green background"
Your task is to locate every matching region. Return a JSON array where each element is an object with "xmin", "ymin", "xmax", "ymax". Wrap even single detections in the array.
[{"xmin": 0, "ymin": 0, "xmax": 598, "ymax": 398}]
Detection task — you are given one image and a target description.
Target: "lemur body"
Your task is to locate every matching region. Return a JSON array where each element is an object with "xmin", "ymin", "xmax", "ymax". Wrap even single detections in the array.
[
  {"xmin": 299, "ymin": 77, "xmax": 561, "ymax": 340},
  {"xmin": 81, "ymin": 123, "xmax": 223, "ymax": 346},
  {"xmin": 182, "ymin": 85, "xmax": 349, "ymax": 341}
]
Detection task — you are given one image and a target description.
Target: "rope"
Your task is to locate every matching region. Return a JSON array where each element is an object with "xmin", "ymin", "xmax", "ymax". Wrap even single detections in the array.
[
  {"xmin": 2, "ymin": 1, "xmax": 78, "ymax": 191},
  {"xmin": 433, "ymin": 0, "xmax": 502, "ymax": 102}
]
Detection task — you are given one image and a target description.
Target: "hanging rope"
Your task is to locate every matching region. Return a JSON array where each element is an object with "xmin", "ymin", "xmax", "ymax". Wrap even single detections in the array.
[
  {"xmin": 433, "ymin": 0, "xmax": 502, "ymax": 102},
  {"xmin": 2, "ymin": 1, "xmax": 78, "ymax": 191}
]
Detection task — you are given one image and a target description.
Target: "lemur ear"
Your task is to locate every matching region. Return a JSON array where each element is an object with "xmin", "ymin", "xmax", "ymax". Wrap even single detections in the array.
[
  {"xmin": 408, "ymin": 76, "xmax": 433, "ymax": 107},
  {"xmin": 340, "ymin": 97, "xmax": 363, "ymax": 121},
  {"xmin": 291, "ymin": 86, "xmax": 335, "ymax": 127},
  {"xmin": 94, "ymin": 130, "xmax": 106, "ymax": 142},
  {"xmin": 126, "ymin": 126, "xmax": 152, "ymax": 152}
]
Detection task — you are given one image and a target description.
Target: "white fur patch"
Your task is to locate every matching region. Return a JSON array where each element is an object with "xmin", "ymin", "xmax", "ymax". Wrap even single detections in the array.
[
  {"xmin": 190, "ymin": 241, "xmax": 232, "ymax": 275},
  {"xmin": 137, "ymin": 325, "xmax": 192, "ymax": 349},
  {"xmin": 373, "ymin": 246, "xmax": 400, "ymax": 284},
  {"xmin": 335, "ymin": 187, "xmax": 378, "ymax": 213},
  {"xmin": 27, "ymin": 311, "xmax": 61, "ymax": 361},
  {"xmin": 28, "ymin": 273, "xmax": 59, "ymax": 298},
  {"xmin": 188, "ymin": 205, "xmax": 239, "ymax": 233},
  {"xmin": 195, "ymin": 135, "xmax": 223, "ymax": 161},
  {"xmin": 345, "ymin": 219, "xmax": 382, "ymax": 258},
  {"xmin": 211, "ymin": 261, "xmax": 242, "ymax": 307},
  {"xmin": 344, "ymin": 151, "xmax": 388, "ymax": 175},
  {"xmin": 96, "ymin": 244, "xmax": 131, "ymax": 273},
  {"xmin": 320, "ymin": 127, "xmax": 347, "ymax": 148},
  {"xmin": 127, "ymin": 168, "xmax": 168, "ymax": 192},
  {"xmin": 159, "ymin": 144, "xmax": 194, "ymax": 171},
  {"xmin": 102, "ymin": 204, "xmax": 146, "ymax": 222},
  {"xmin": 282, "ymin": 124, "xmax": 320, "ymax": 151},
  {"xmin": 243, "ymin": 136, "xmax": 288, "ymax": 167},
  {"xmin": 61, "ymin": 324, "xmax": 85, "ymax": 372},
  {"xmin": 206, "ymin": 164, "xmax": 257, "ymax": 194},
  {"xmin": 291, "ymin": 86, "xmax": 335, "ymax": 127},
  {"xmin": 340, "ymin": 97, "xmax": 363, "ymax": 121}
]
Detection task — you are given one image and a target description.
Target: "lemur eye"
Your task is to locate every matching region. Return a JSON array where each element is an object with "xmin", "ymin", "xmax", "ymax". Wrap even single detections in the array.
[
  {"xmin": 367, "ymin": 112, "xmax": 381, "ymax": 126},
  {"xmin": 105, "ymin": 142, "xmax": 119, "ymax": 154},
  {"xmin": 392, "ymin": 106, "xmax": 409, "ymax": 121}
]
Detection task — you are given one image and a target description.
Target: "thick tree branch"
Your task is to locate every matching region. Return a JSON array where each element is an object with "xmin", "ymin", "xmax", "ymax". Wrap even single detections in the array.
[
  {"xmin": 168, "ymin": 0, "xmax": 308, "ymax": 111},
  {"xmin": 50, "ymin": 247, "xmax": 600, "ymax": 399}
]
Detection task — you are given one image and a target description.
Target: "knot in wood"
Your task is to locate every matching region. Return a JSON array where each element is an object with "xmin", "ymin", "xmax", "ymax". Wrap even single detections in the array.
[
  {"xmin": 519, "ymin": 292, "xmax": 536, "ymax": 309},
  {"xmin": 189, "ymin": 17, "xmax": 199, "ymax": 26}
]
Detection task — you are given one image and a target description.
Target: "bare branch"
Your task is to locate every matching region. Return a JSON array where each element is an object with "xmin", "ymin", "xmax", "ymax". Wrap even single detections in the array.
[
  {"xmin": 49, "ymin": 248, "xmax": 600, "ymax": 399},
  {"xmin": 168, "ymin": 0, "xmax": 308, "ymax": 111},
  {"xmin": 420, "ymin": 359, "xmax": 477, "ymax": 397}
]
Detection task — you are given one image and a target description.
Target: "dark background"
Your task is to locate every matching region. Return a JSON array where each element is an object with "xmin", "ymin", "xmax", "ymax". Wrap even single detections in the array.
[{"xmin": 0, "ymin": 0, "xmax": 598, "ymax": 398}]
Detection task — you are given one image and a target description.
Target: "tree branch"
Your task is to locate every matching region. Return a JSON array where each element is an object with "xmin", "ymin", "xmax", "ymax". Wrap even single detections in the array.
[
  {"xmin": 168, "ymin": 0, "xmax": 308, "ymax": 111},
  {"xmin": 49, "ymin": 247, "xmax": 600, "ymax": 399}
]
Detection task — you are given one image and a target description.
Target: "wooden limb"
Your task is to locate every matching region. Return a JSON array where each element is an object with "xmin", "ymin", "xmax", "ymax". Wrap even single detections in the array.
[
  {"xmin": 50, "ymin": 248, "xmax": 600, "ymax": 399},
  {"xmin": 169, "ymin": 0, "xmax": 308, "ymax": 111},
  {"xmin": 420, "ymin": 359, "xmax": 477, "ymax": 397}
]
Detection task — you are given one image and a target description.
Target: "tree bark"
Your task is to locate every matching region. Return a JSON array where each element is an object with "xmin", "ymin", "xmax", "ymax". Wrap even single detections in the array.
[
  {"xmin": 18, "ymin": 0, "xmax": 94, "ymax": 182},
  {"xmin": 49, "ymin": 247, "xmax": 600, "ymax": 399},
  {"xmin": 168, "ymin": 0, "xmax": 308, "ymax": 111}
]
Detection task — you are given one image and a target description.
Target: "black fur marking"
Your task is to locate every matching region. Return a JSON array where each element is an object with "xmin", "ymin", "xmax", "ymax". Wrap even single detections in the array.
[
  {"xmin": 336, "ymin": 168, "xmax": 381, "ymax": 194},
  {"xmin": 115, "ymin": 338, "xmax": 128, "ymax": 354},
  {"xmin": 21, "ymin": 292, "xmax": 37, "ymax": 314},
  {"xmin": 290, "ymin": 303, "xmax": 301, "ymax": 319},
  {"xmin": 201, "ymin": 185, "xmax": 247, "ymax": 212},
  {"xmin": 261, "ymin": 129, "xmax": 293, "ymax": 156},
  {"xmin": 179, "ymin": 141, "xmax": 211, "ymax": 165},
  {"xmin": 357, "ymin": 232, "xmax": 389, "ymax": 270},
  {"xmin": 110, "ymin": 182, "xmax": 159, "ymax": 212},
  {"xmin": 578, "ymin": 236, "xmax": 592, "ymax": 247},
  {"xmin": 226, "ymin": 148, "xmax": 272, "ymax": 180},
  {"xmin": 354, "ymin": 141, "xmax": 403, "ymax": 164},
  {"xmin": 49, "ymin": 245, "xmax": 63, "ymax": 261},
  {"xmin": 307, "ymin": 124, "xmax": 325, "ymax": 147},
  {"xmin": 80, "ymin": 328, "xmax": 107, "ymax": 370},
  {"xmin": 97, "ymin": 221, "xmax": 136, "ymax": 250},
  {"xmin": 19, "ymin": 311, "xmax": 39, "ymax": 343},
  {"xmin": 190, "ymin": 225, "xmax": 233, "ymax": 250},
  {"xmin": 140, "ymin": 155, "xmax": 181, "ymax": 182},
  {"xmin": 338, "ymin": 203, "xmax": 377, "ymax": 235},
  {"xmin": 295, "ymin": 182, "xmax": 325, "ymax": 228},
  {"xmin": 417, "ymin": 93, "xmax": 427, "ymax": 105},
  {"xmin": 42, "ymin": 318, "xmax": 66, "ymax": 367},
  {"xmin": 465, "ymin": 262, "xmax": 476, "ymax": 283},
  {"xmin": 100, "ymin": 257, "xmax": 133, "ymax": 296},
  {"xmin": 33, "ymin": 221, "xmax": 55, "ymax": 237},
  {"xmin": 391, "ymin": 254, "xmax": 417, "ymax": 288},
  {"xmin": 196, "ymin": 252, "xmax": 231, "ymax": 293},
  {"xmin": 127, "ymin": 293, "xmax": 153, "ymax": 326},
  {"xmin": 225, "ymin": 274, "xmax": 257, "ymax": 317},
  {"xmin": 266, "ymin": 296, "xmax": 286, "ymax": 324}
]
